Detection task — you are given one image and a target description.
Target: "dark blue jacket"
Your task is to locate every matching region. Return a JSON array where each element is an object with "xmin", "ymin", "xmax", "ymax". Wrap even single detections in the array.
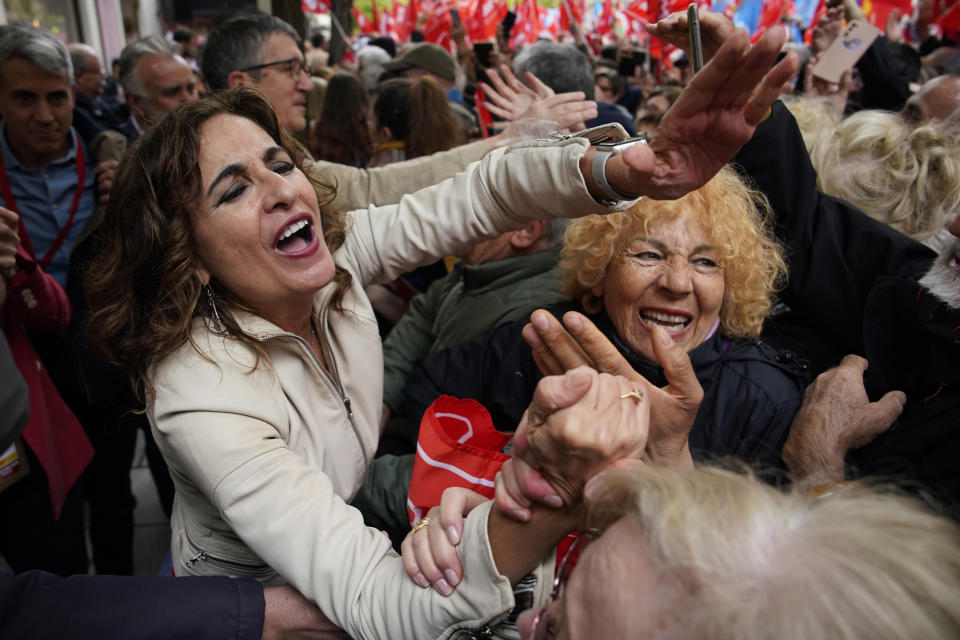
[{"xmin": 0, "ymin": 569, "xmax": 264, "ymax": 640}]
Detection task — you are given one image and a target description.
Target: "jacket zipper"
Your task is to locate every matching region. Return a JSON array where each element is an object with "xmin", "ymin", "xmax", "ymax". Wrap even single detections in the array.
[
  {"xmin": 259, "ymin": 309, "xmax": 370, "ymax": 466},
  {"xmin": 318, "ymin": 305, "xmax": 369, "ymax": 464},
  {"xmin": 183, "ymin": 529, "xmax": 270, "ymax": 571}
]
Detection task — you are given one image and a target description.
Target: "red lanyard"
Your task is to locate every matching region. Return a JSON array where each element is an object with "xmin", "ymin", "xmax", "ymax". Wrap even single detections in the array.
[{"xmin": 0, "ymin": 131, "xmax": 86, "ymax": 270}]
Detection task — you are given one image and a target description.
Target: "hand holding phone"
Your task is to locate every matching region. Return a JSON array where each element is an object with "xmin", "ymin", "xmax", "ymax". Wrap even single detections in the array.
[
  {"xmin": 811, "ymin": 19, "xmax": 880, "ymax": 83},
  {"xmin": 687, "ymin": 4, "xmax": 704, "ymax": 73}
]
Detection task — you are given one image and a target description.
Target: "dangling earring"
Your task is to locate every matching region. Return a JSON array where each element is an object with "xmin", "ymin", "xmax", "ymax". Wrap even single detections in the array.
[{"xmin": 206, "ymin": 284, "xmax": 226, "ymax": 333}]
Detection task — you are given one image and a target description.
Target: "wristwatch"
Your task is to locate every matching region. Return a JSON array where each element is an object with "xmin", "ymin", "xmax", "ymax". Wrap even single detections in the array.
[{"xmin": 591, "ymin": 138, "xmax": 647, "ymax": 205}]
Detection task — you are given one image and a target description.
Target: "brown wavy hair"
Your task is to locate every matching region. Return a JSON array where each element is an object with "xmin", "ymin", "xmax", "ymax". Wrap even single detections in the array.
[
  {"xmin": 84, "ymin": 88, "xmax": 352, "ymax": 402},
  {"xmin": 560, "ymin": 166, "xmax": 785, "ymax": 339}
]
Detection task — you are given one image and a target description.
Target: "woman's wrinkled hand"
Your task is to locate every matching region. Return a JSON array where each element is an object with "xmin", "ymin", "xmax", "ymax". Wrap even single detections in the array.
[
  {"xmin": 511, "ymin": 366, "xmax": 649, "ymax": 507},
  {"xmin": 523, "ymin": 310, "xmax": 698, "ymax": 469},
  {"xmin": 598, "ymin": 23, "xmax": 798, "ymax": 200},
  {"xmin": 400, "ymin": 487, "xmax": 487, "ymax": 597}
]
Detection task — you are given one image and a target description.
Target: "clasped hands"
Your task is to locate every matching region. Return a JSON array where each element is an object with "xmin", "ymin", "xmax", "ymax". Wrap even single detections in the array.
[{"xmin": 400, "ymin": 310, "xmax": 705, "ymax": 595}]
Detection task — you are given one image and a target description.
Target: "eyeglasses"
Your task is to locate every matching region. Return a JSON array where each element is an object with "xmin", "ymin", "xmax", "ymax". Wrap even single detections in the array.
[
  {"xmin": 240, "ymin": 57, "xmax": 309, "ymax": 79},
  {"xmin": 530, "ymin": 530, "xmax": 598, "ymax": 640}
]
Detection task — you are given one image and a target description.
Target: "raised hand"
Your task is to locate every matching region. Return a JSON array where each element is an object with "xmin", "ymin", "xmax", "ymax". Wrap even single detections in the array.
[
  {"xmin": 481, "ymin": 64, "xmax": 597, "ymax": 131},
  {"xmin": 597, "ymin": 25, "xmax": 798, "ymax": 200}
]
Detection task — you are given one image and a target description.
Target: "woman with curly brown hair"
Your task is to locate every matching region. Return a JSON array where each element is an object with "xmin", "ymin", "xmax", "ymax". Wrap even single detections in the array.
[{"xmin": 81, "ymin": 24, "xmax": 797, "ymax": 638}]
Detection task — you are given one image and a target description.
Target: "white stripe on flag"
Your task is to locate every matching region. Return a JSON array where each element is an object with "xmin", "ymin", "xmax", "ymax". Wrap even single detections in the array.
[{"xmin": 415, "ymin": 442, "xmax": 496, "ymax": 488}]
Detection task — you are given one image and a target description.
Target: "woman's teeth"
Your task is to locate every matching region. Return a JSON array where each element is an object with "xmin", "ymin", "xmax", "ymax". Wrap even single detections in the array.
[
  {"xmin": 278, "ymin": 219, "xmax": 309, "ymax": 243},
  {"xmin": 640, "ymin": 310, "xmax": 691, "ymax": 329}
]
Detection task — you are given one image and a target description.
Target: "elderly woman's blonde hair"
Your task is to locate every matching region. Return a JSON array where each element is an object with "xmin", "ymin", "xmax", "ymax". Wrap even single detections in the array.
[
  {"xmin": 786, "ymin": 98, "xmax": 960, "ymax": 245},
  {"xmin": 586, "ymin": 464, "xmax": 960, "ymax": 640},
  {"xmin": 560, "ymin": 166, "xmax": 785, "ymax": 339}
]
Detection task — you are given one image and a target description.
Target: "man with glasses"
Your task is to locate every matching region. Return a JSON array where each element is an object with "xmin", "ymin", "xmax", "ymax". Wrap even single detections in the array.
[{"xmin": 200, "ymin": 13, "xmax": 505, "ymax": 211}]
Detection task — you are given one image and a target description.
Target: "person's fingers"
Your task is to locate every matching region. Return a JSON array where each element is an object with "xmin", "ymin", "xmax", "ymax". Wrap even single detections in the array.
[
  {"xmin": 426, "ymin": 504, "xmax": 462, "ymax": 594},
  {"xmin": 650, "ymin": 326, "xmax": 703, "ymax": 406},
  {"xmin": 400, "ymin": 526, "xmax": 431, "ymax": 589},
  {"xmin": 849, "ymin": 390, "xmax": 906, "ymax": 449},
  {"xmin": 743, "ymin": 51, "xmax": 799, "ymax": 125},
  {"xmin": 723, "ymin": 26, "xmax": 787, "ymax": 113},
  {"xmin": 409, "ymin": 507, "xmax": 453, "ymax": 595},
  {"xmin": 495, "ymin": 462, "xmax": 533, "ymax": 521},
  {"xmin": 839, "ymin": 68, "xmax": 855, "ymax": 92},
  {"xmin": 523, "ymin": 69, "xmax": 556, "ymax": 99},
  {"xmin": 540, "ymin": 91, "xmax": 588, "ymax": 107},
  {"xmin": 562, "ymin": 311, "xmax": 638, "ymax": 379},
  {"xmin": 529, "ymin": 309, "xmax": 594, "ymax": 370},
  {"xmin": 479, "ymin": 82, "xmax": 512, "ymax": 110},
  {"xmin": 542, "ymin": 98, "xmax": 597, "ymax": 123},
  {"xmin": 0, "ymin": 206, "xmax": 18, "ymax": 225},
  {"xmin": 513, "ymin": 454, "xmax": 563, "ymax": 507},
  {"xmin": 485, "ymin": 69, "xmax": 516, "ymax": 103},
  {"xmin": 502, "ymin": 64, "xmax": 533, "ymax": 95},
  {"xmin": 525, "ymin": 366, "xmax": 595, "ymax": 426},
  {"xmin": 494, "ymin": 64, "xmax": 522, "ymax": 99},
  {"xmin": 438, "ymin": 487, "xmax": 485, "ymax": 545},
  {"xmin": 837, "ymin": 353, "xmax": 869, "ymax": 375},
  {"xmin": 669, "ymin": 29, "xmax": 750, "ymax": 118},
  {"xmin": 483, "ymin": 101, "xmax": 513, "ymax": 120},
  {"xmin": 522, "ymin": 322, "xmax": 566, "ymax": 376}
]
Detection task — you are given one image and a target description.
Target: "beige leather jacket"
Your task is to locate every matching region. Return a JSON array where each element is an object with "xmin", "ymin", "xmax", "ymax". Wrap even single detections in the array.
[
  {"xmin": 150, "ymin": 137, "xmax": 631, "ymax": 640},
  {"xmin": 309, "ymin": 139, "xmax": 487, "ymax": 210}
]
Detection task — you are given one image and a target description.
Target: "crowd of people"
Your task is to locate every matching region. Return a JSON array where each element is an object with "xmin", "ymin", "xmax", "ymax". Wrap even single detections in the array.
[{"xmin": 2, "ymin": 1, "xmax": 960, "ymax": 638}]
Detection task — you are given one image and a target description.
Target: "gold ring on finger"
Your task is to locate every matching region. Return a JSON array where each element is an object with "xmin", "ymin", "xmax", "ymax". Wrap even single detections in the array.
[
  {"xmin": 411, "ymin": 517, "xmax": 431, "ymax": 534},
  {"xmin": 620, "ymin": 388, "xmax": 644, "ymax": 404}
]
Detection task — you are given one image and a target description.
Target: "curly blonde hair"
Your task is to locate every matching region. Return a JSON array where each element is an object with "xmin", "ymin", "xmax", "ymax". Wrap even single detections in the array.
[
  {"xmin": 85, "ymin": 88, "xmax": 352, "ymax": 402},
  {"xmin": 786, "ymin": 98, "xmax": 960, "ymax": 243},
  {"xmin": 560, "ymin": 166, "xmax": 785, "ymax": 339}
]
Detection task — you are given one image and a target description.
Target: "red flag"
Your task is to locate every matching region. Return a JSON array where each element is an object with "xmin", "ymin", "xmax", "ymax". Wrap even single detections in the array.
[
  {"xmin": 623, "ymin": 0, "xmax": 648, "ymax": 37},
  {"xmin": 353, "ymin": 6, "xmax": 376, "ymax": 34},
  {"xmin": 396, "ymin": 0, "xmax": 420, "ymax": 42},
  {"xmin": 468, "ymin": 0, "xmax": 506, "ymax": 41},
  {"xmin": 406, "ymin": 397, "xmax": 510, "ymax": 525},
  {"xmin": 422, "ymin": 0, "xmax": 454, "ymax": 49},
  {"xmin": 302, "ymin": 0, "xmax": 331, "ymax": 12},
  {"xmin": 803, "ymin": 0, "xmax": 826, "ymax": 44},
  {"xmin": 754, "ymin": 0, "xmax": 785, "ymax": 41},
  {"xmin": 560, "ymin": 0, "xmax": 585, "ymax": 31},
  {"xmin": 510, "ymin": 0, "xmax": 544, "ymax": 47},
  {"xmin": 596, "ymin": 0, "xmax": 615, "ymax": 36}
]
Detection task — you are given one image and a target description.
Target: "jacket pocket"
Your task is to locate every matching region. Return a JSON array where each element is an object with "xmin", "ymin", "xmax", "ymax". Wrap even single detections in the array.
[{"xmin": 177, "ymin": 527, "xmax": 277, "ymax": 581}]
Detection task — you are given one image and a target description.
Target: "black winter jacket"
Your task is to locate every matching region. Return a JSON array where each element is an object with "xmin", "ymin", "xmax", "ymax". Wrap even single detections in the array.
[
  {"xmin": 400, "ymin": 302, "xmax": 809, "ymax": 472},
  {"xmin": 735, "ymin": 102, "xmax": 960, "ymax": 515}
]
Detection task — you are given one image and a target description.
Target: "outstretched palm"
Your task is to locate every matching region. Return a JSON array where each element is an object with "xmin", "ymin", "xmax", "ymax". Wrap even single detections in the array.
[{"xmin": 617, "ymin": 27, "xmax": 797, "ymax": 199}]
